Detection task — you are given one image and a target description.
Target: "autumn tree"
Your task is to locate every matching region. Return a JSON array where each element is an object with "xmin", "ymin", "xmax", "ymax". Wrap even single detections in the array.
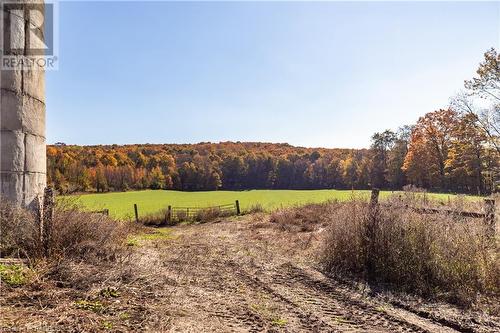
[
  {"xmin": 444, "ymin": 114, "xmax": 487, "ymax": 193},
  {"xmin": 403, "ymin": 109, "xmax": 458, "ymax": 190},
  {"xmin": 465, "ymin": 48, "xmax": 500, "ymax": 102},
  {"xmin": 370, "ymin": 130, "xmax": 396, "ymax": 188},
  {"xmin": 386, "ymin": 126, "xmax": 411, "ymax": 189},
  {"xmin": 221, "ymin": 155, "xmax": 247, "ymax": 190},
  {"xmin": 341, "ymin": 152, "xmax": 360, "ymax": 189},
  {"xmin": 95, "ymin": 165, "xmax": 108, "ymax": 192},
  {"xmin": 453, "ymin": 48, "xmax": 500, "ymax": 154},
  {"xmin": 149, "ymin": 167, "xmax": 166, "ymax": 189}
]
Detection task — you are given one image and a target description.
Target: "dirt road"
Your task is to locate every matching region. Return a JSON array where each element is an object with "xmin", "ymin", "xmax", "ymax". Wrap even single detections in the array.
[
  {"xmin": 123, "ymin": 215, "xmax": 498, "ymax": 332},
  {"xmin": 1, "ymin": 214, "xmax": 498, "ymax": 332}
]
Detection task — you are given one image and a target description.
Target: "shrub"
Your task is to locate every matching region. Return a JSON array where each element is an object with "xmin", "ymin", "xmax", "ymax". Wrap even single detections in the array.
[
  {"xmin": 269, "ymin": 201, "xmax": 339, "ymax": 232},
  {"xmin": 0, "ymin": 264, "xmax": 29, "ymax": 286},
  {"xmin": 47, "ymin": 205, "xmax": 129, "ymax": 262},
  {"xmin": 139, "ymin": 209, "xmax": 169, "ymax": 226},
  {"xmin": 321, "ymin": 196, "xmax": 499, "ymax": 306},
  {"xmin": 194, "ymin": 207, "xmax": 222, "ymax": 222},
  {"xmin": 175, "ymin": 210, "xmax": 188, "ymax": 222},
  {"xmin": 0, "ymin": 202, "xmax": 40, "ymax": 258},
  {"xmin": 0, "ymin": 200, "xmax": 129, "ymax": 263}
]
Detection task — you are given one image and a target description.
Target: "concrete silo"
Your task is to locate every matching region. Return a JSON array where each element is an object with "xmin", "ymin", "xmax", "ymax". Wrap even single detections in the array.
[{"xmin": 1, "ymin": 0, "xmax": 46, "ymax": 208}]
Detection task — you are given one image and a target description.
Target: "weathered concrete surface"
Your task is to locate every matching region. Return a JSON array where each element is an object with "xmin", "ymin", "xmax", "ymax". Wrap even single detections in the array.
[{"xmin": 0, "ymin": 1, "xmax": 46, "ymax": 207}]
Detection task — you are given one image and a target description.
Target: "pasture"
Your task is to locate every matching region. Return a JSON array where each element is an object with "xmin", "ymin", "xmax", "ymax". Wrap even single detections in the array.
[{"xmin": 67, "ymin": 189, "xmax": 472, "ymax": 219}]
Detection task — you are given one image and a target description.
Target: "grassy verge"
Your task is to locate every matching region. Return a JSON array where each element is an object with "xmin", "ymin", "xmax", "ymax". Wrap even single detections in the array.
[{"xmin": 126, "ymin": 228, "xmax": 175, "ymax": 246}]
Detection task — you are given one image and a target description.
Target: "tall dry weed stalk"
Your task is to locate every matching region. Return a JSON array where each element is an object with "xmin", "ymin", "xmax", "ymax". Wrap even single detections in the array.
[{"xmin": 321, "ymin": 195, "xmax": 499, "ymax": 305}]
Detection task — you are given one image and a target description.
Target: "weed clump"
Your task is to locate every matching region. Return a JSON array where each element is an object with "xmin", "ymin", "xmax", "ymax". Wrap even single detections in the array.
[
  {"xmin": 100, "ymin": 287, "xmax": 120, "ymax": 298},
  {"xmin": 0, "ymin": 264, "xmax": 29, "ymax": 287},
  {"xmin": 321, "ymin": 196, "xmax": 499, "ymax": 306},
  {"xmin": 75, "ymin": 300, "xmax": 104, "ymax": 313}
]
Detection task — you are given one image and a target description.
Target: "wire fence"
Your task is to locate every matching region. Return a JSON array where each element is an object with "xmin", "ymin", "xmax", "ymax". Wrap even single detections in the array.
[
  {"xmin": 168, "ymin": 200, "xmax": 241, "ymax": 223},
  {"xmin": 129, "ymin": 200, "xmax": 241, "ymax": 224}
]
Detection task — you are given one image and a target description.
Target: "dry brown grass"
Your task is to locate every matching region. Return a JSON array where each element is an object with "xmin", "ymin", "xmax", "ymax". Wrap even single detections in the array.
[
  {"xmin": 0, "ymin": 202, "xmax": 39, "ymax": 259},
  {"xmin": 321, "ymin": 195, "xmax": 499, "ymax": 307},
  {"xmin": 0, "ymin": 199, "xmax": 135, "ymax": 331},
  {"xmin": 139, "ymin": 209, "xmax": 169, "ymax": 226},
  {"xmin": 269, "ymin": 201, "xmax": 339, "ymax": 232},
  {"xmin": 0, "ymin": 200, "xmax": 130, "ymax": 264},
  {"xmin": 244, "ymin": 203, "xmax": 265, "ymax": 214},
  {"xmin": 193, "ymin": 207, "xmax": 229, "ymax": 222}
]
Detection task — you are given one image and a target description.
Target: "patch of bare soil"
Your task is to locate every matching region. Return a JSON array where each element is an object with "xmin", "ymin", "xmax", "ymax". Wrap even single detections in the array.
[{"xmin": 1, "ymin": 214, "xmax": 499, "ymax": 332}]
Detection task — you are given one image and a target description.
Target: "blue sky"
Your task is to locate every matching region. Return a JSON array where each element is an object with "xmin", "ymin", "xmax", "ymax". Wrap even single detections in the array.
[{"xmin": 46, "ymin": 1, "xmax": 500, "ymax": 148}]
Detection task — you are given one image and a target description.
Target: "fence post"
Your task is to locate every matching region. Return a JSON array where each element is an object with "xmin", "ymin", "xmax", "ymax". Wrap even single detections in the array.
[
  {"xmin": 35, "ymin": 194, "xmax": 44, "ymax": 252},
  {"xmin": 42, "ymin": 187, "xmax": 55, "ymax": 256},
  {"xmin": 165, "ymin": 205, "xmax": 172, "ymax": 225},
  {"xmin": 235, "ymin": 200, "xmax": 241, "ymax": 215},
  {"xmin": 134, "ymin": 204, "xmax": 139, "ymax": 223},
  {"xmin": 366, "ymin": 188, "xmax": 380, "ymax": 281},
  {"xmin": 370, "ymin": 188, "xmax": 379, "ymax": 207},
  {"xmin": 484, "ymin": 199, "xmax": 496, "ymax": 237}
]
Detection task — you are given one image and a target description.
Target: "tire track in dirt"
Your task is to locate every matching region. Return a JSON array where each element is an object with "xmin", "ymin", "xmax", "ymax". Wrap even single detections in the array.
[
  {"xmin": 235, "ymin": 266, "xmax": 421, "ymax": 332},
  {"xmin": 263, "ymin": 262, "xmax": 460, "ymax": 333},
  {"xmin": 228, "ymin": 262, "xmax": 339, "ymax": 332},
  {"xmin": 386, "ymin": 299, "xmax": 500, "ymax": 333},
  {"xmin": 202, "ymin": 278, "xmax": 268, "ymax": 333},
  {"xmin": 198, "ymin": 261, "xmax": 326, "ymax": 332},
  {"xmin": 161, "ymin": 246, "xmax": 271, "ymax": 332}
]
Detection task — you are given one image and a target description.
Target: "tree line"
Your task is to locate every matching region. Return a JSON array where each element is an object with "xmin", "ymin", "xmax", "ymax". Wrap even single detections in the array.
[
  {"xmin": 48, "ymin": 142, "xmax": 372, "ymax": 193},
  {"xmin": 47, "ymin": 48, "xmax": 499, "ymax": 195}
]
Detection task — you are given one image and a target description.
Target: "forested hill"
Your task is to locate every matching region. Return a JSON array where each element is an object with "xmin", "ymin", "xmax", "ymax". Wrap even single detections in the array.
[
  {"xmin": 47, "ymin": 142, "xmax": 371, "ymax": 193},
  {"xmin": 48, "ymin": 103, "xmax": 500, "ymax": 196}
]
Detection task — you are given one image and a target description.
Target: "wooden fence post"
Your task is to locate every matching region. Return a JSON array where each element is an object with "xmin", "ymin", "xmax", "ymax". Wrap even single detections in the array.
[
  {"xmin": 370, "ymin": 188, "xmax": 380, "ymax": 208},
  {"xmin": 235, "ymin": 200, "xmax": 241, "ymax": 215},
  {"xmin": 484, "ymin": 199, "xmax": 496, "ymax": 237},
  {"xmin": 134, "ymin": 204, "xmax": 139, "ymax": 223},
  {"xmin": 165, "ymin": 205, "xmax": 172, "ymax": 225},
  {"xmin": 42, "ymin": 187, "xmax": 55, "ymax": 256},
  {"xmin": 365, "ymin": 188, "xmax": 380, "ymax": 281},
  {"xmin": 35, "ymin": 194, "xmax": 44, "ymax": 252}
]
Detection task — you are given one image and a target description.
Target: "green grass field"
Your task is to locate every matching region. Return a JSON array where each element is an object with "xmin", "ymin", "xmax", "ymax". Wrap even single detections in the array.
[{"xmin": 66, "ymin": 189, "xmax": 472, "ymax": 220}]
